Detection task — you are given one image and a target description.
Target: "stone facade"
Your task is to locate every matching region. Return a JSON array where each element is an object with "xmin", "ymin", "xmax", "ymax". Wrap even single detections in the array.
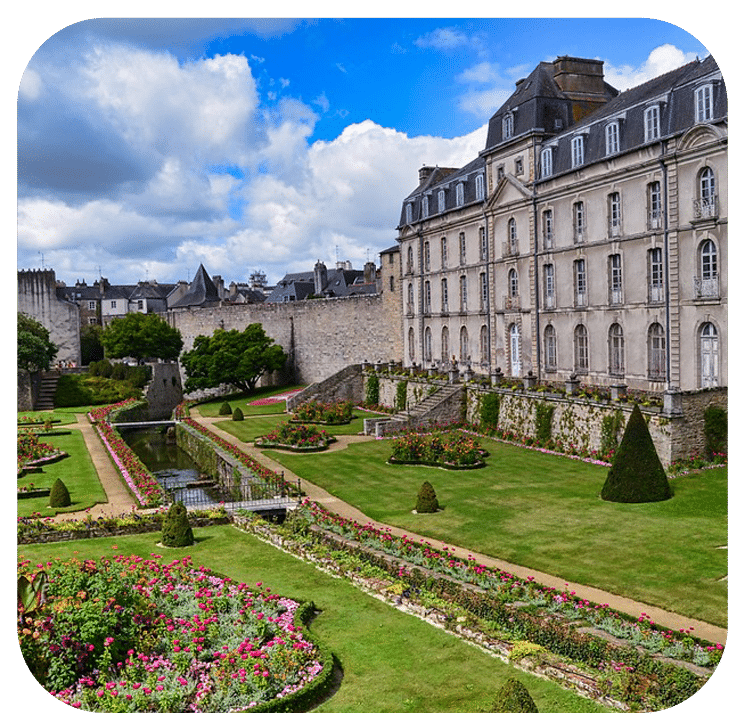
[{"xmin": 18, "ymin": 269, "xmax": 81, "ymax": 366}]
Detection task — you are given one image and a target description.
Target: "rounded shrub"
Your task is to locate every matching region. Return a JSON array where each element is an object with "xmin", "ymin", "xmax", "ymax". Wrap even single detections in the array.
[
  {"xmin": 49, "ymin": 478, "xmax": 71, "ymax": 508},
  {"xmin": 415, "ymin": 481, "xmax": 439, "ymax": 513},
  {"xmin": 161, "ymin": 502, "xmax": 194, "ymax": 548},
  {"xmin": 489, "ymin": 678, "xmax": 538, "ymax": 713},
  {"xmin": 232, "ymin": 407, "xmax": 244, "ymax": 421},
  {"xmin": 601, "ymin": 403, "xmax": 671, "ymax": 503},
  {"xmin": 703, "ymin": 405, "xmax": 727, "ymax": 458},
  {"xmin": 219, "ymin": 401, "xmax": 233, "ymax": 416}
]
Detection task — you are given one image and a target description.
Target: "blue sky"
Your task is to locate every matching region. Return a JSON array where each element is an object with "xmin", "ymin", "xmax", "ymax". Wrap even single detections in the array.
[{"xmin": 15, "ymin": 13, "xmax": 720, "ymax": 288}]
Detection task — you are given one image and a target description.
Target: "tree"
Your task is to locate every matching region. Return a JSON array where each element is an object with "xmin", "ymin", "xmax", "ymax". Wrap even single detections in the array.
[
  {"xmin": 415, "ymin": 481, "xmax": 439, "ymax": 513},
  {"xmin": 80, "ymin": 324, "xmax": 105, "ymax": 365},
  {"xmin": 181, "ymin": 323, "xmax": 287, "ymax": 394},
  {"xmin": 161, "ymin": 502, "xmax": 194, "ymax": 548},
  {"xmin": 489, "ymin": 678, "xmax": 538, "ymax": 713},
  {"xmin": 600, "ymin": 403, "xmax": 672, "ymax": 503},
  {"xmin": 17, "ymin": 313, "xmax": 58, "ymax": 372},
  {"xmin": 100, "ymin": 312, "xmax": 183, "ymax": 363}
]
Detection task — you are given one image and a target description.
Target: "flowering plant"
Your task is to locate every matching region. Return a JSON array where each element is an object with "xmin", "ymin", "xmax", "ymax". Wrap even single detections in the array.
[
  {"xmin": 389, "ymin": 429, "xmax": 486, "ymax": 468},
  {"xmin": 292, "ymin": 400, "xmax": 353, "ymax": 424},
  {"xmin": 18, "ymin": 554, "xmax": 325, "ymax": 712},
  {"xmin": 256, "ymin": 422, "xmax": 335, "ymax": 451}
]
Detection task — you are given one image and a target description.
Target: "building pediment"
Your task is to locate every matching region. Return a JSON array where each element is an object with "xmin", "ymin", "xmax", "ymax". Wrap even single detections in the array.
[
  {"xmin": 486, "ymin": 173, "xmax": 533, "ymax": 210},
  {"xmin": 677, "ymin": 123, "xmax": 725, "ymax": 152}
]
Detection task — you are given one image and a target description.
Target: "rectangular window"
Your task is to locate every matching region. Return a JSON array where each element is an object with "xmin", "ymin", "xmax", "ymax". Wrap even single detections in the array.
[
  {"xmin": 696, "ymin": 84, "xmax": 713, "ymax": 122},
  {"xmin": 609, "ymin": 193, "xmax": 621, "ymax": 236},
  {"xmin": 573, "ymin": 201, "xmax": 584, "ymax": 242},
  {"xmin": 88, "ymin": 301, "xmax": 96, "ymax": 310},
  {"xmin": 648, "ymin": 181, "xmax": 662, "ymax": 229},
  {"xmin": 480, "ymin": 272, "xmax": 488, "ymax": 311},
  {"xmin": 440, "ymin": 237, "xmax": 447, "ymax": 269},
  {"xmin": 421, "ymin": 196, "xmax": 429, "ymax": 218},
  {"xmin": 542, "ymin": 209, "xmax": 553, "ymax": 249},
  {"xmin": 437, "ymin": 190, "xmax": 445, "ymax": 213},
  {"xmin": 543, "ymin": 263, "xmax": 555, "ymax": 308},
  {"xmin": 459, "ymin": 232, "xmax": 466, "ymax": 264},
  {"xmin": 479, "ymin": 227, "xmax": 487, "ymax": 260},
  {"xmin": 460, "ymin": 275, "xmax": 467, "ymax": 311},
  {"xmin": 110, "ymin": 300, "xmax": 117, "ymax": 309},
  {"xmin": 541, "ymin": 147, "xmax": 552, "ymax": 177},
  {"xmin": 571, "ymin": 136, "xmax": 584, "ymax": 167},
  {"xmin": 441, "ymin": 278, "xmax": 448, "ymax": 313},
  {"xmin": 456, "ymin": 182, "xmax": 464, "ymax": 207},
  {"xmin": 644, "ymin": 105, "xmax": 660, "ymax": 142},
  {"xmin": 605, "ymin": 122, "xmax": 620, "ymax": 155},
  {"xmin": 574, "ymin": 259, "xmax": 586, "ymax": 307},
  {"xmin": 475, "ymin": 174, "xmax": 484, "ymax": 200},
  {"xmin": 649, "ymin": 248, "xmax": 664, "ymax": 303},
  {"xmin": 609, "ymin": 254, "xmax": 623, "ymax": 305}
]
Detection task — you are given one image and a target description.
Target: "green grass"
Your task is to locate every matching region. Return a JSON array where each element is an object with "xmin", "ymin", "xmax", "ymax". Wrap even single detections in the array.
[
  {"xmin": 263, "ymin": 438, "xmax": 728, "ymax": 627},
  {"xmin": 213, "ymin": 410, "xmax": 376, "ymax": 442},
  {"xmin": 17, "ymin": 429, "xmax": 108, "ymax": 516},
  {"xmin": 17, "ymin": 526, "xmax": 610, "ymax": 713},
  {"xmin": 195, "ymin": 385, "xmax": 304, "ymax": 417}
]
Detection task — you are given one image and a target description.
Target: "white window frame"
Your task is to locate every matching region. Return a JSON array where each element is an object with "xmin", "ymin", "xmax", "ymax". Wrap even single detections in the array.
[
  {"xmin": 608, "ymin": 323, "xmax": 625, "ymax": 376},
  {"xmin": 441, "ymin": 237, "xmax": 447, "ymax": 269},
  {"xmin": 459, "ymin": 231, "xmax": 466, "ymax": 264},
  {"xmin": 542, "ymin": 209, "xmax": 553, "ymax": 249},
  {"xmin": 437, "ymin": 190, "xmax": 445, "ymax": 213},
  {"xmin": 503, "ymin": 112, "xmax": 514, "ymax": 140},
  {"xmin": 644, "ymin": 105, "xmax": 660, "ymax": 142},
  {"xmin": 609, "ymin": 192, "xmax": 622, "ymax": 236},
  {"xmin": 648, "ymin": 181, "xmax": 662, "ymax": 229},
  {"xmin": 456, "ymin": 182, "xmax": 465, "ymax": 207},
  {"xmin": 605, "ymin": 121, "xmax": 620, "ymax": 155},
  {"xmin": 571, "ymin": 135, "xmax": 584, "ymax": 167},
  {"xmin": 405, "ymin": 203, "xmax": 413, "ymax": 224},
  {"xmin": 441, "ymin": 278, "xmax": 448, "ymax": 312},
  {"xmin": 609, "ymin": 254, "xmax": 623, "ymax": 305},
  {"xmin": 475, "ymin": 174, "xmax": 485, "ymax": 200},
  {"xmin": 543, "ymin": 263, "xmax": 555, "ymax": 309},
  {"xmin": 544, "ymin": 324, "xmax": 557, "ymax": 371},
  {"xmin": 421, "ymin": 196, "xmax": 429, "ymax": 218},
  {"xmin": 649, "ymin": 248, "xmax": 664, "ymax": 303},
  {"xmin": 479, "ymin": 226, "xmax": 488, "ymax": 260},
  {"xmin": 696, "ymin": 84, "xmax": 714, "ymax": 123},
  {"xmin": 574, "ymin": 259, "xmax": 587, "ymax": 307},
  {"xmin": 574, "ymin": 324, "xmax": 589, "ymax": 373},
  {"xmin": 541, "ymin": 147, "xmax": 552, "ymax": 177},
  {"xmin": 573, "ymin": 201, "xmax": 585, "ymax": 242}
]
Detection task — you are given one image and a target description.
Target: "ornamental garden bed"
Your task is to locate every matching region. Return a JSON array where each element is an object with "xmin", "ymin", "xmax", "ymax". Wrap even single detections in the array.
[
  {"xmin": 18, "ymin": 552, "xmax": 333, "ymax": 712},
  {"xmin": 254, "ymin": 422, "xmax": 336, "ymax": 452},
  {"xmin": 387, "ymin": 430, "xmax": 488, "ymax": 469},
  {"xmin": 291, "ymin": 400, "xmax": 354, "ymax": 426},
  {"xmin": 17, "ymin": 487, "xmax": 51, "ymax": 500}
]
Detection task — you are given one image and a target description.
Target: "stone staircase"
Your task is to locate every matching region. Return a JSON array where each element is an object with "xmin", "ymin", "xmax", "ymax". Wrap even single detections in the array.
[
  {"xmin": 34, "ymin": 370, "xmax": 61, "ymax": 410},
  {"xmin": 365, "ymin": 382, "xmax": 466, "ymax": 436},
  {"xmin": 286, "ymin": 364, "xmax": 363, "ymax": 412}
]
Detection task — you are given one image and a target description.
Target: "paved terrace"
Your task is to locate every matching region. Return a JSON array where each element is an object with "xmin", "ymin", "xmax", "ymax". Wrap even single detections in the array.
[{"xmin": 46, "ymin": 411, "xmax": 727, "ymax": 646}]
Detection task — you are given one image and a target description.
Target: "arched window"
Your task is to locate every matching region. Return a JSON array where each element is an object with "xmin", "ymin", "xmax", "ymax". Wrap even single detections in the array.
[
  {"xmin": 424, "ymin": 327, "xmax": 432, "ymax": 362},
  {"xmin": 456, "ymin": 182, "xmax": 465, "ymax": 207},
  {"xmin": 608, "ymin": 323, "xmax": 625, "ymax": 376},
  {"xmin": 508, "ymin": 218, "xmax": 518, "ymax": 254},
  {"xmin": 697, "ymin": 167, "xmax": 716, "ymax": 218},
  {"xmin": 540, "ymin": 147, "xmax": 552, "ymax": 177},
  {"xmin": 574, "ymin": 324, "xmax": 589, "ymax": 373},
  {"xmin": 503, "ymin": 112, "xmax": 514, "ymax": 139},
  {"xmin": 441, "ymin": 326, "xmax": 449, "ymax": 362},
  {"xmin": 421, "ymin": 196, "xmax": 429, "ymax": 218},
  {"xmin": 647, "ymin": 322, "xmax": 666, "ymax": 380},
  {"xmin": 405, "ymin": 203, "xmax": 413, "ymax": 224},
  {"xmin": 480, "ymin": 325, "xmax": 489, "ymax": 364},
  {"xmin": 543, "ymin": 324, "xmax": 557, "ymax": 371},
  {"xmin": 437, "ymin": 189, "xmax": 445, "ymax": 213},
  {"xmin": 408, "ymin": 327, "xmax": 415, "ymax": 362},
  {"xmin": 605, "ymin": 121, "xmax": 620, "ymax": 155},
  {"xmin": 700, "ymin": 322, "xmax": 719, "ymax": 388},
  {"xmin": 697, "ymin": 239, "xmax": 719, "ymax": 298},
  {"xmin": 509, "ymin": 323, "xmax": 521, "ymax": 376},
  {"xmin": 460, "ymin": 326, "xmax": 469, "ymax": 362},
  {"xmin": 508, "ymin": 268, "xmax": 519, "ymax": 298},
  {"xmin": 475, "ymin": 174, "xmax": 484, "ymax": 200}
]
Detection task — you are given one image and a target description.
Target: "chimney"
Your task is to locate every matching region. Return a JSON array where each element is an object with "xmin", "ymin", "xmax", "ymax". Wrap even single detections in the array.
[
  {"xmin": 212, "ymin": 275, "xmax": 225, "ymax": 300},
  {"xmin": 313, "ymin": 260, "xmax": 328, "ymax": 295},
  {"xmin": 552, "ymin": 56, "xmax": 614, "ymax": 122},
  {"xmin": 363, "ymin": 261, "xmax": 377, "ymax": 283},
  {"xmin": 418, "ymin": 165, "xmax": 435, "ymax": 185}
]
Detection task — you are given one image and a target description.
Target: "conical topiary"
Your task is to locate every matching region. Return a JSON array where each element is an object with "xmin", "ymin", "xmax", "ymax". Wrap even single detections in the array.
[
  {"xmin": 161, "ymin": 502, "xmax": 195, "ymax": 547},
  {"xmin": 415, "ymin": 481, "xmax": 439, "ymax": 513},
  {"xmin": 489, "ymin": 678, "xmax": 538, "ymax": 713},
  {"xmin": 49, "ymin": 478, "xmax": 71, "ymax": 508},
  {"xmin": 219, "ymin": 401, "xmax": 232, "ymax": 416},
  {"xmin": 232, "ymin": 407, "xmax": 244, "ymax": 421},
  {"xmin": 600, "ymin": 404, "xmax": 672, "ymax": 503}
]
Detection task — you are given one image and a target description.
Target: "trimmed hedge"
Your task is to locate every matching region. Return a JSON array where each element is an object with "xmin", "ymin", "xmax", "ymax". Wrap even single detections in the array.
[{"xmin": 489, "ymin": 678, "xmax": 538, "ymax": 713}]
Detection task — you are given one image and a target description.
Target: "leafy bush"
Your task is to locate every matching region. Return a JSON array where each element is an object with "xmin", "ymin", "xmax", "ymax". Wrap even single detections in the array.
[
  {"xmin": 703, "ymin": 405, "xmax": 727, "ymax": 458},
  {"xmin": 601, "ymin": 404, "xmax": 671, "ymax": 503},
  {"xmin": 396, "ymin": 379, "xmax": 408, "ymax": 411},
  {"xmin": 88, "ymin": 358, "xmax": 113, "ymax": 378},
  {"xmin": 478, "ymin": 392, "xmax": 500, "ymax": 431},
  {"xmin": 54, "ymin": 374, "xmax": 142, "ymax": 407},
  {"xmin": 218, "ymin": 401, "xmax": 232, "ymax": 415},
  {"xmin": 365, "ymin": 374, "xmax": 379, "ymax": 406},
  {"xmin": 232, "ymin": 407, "xmax": 244, "ymax": 421},
  {"xmin": 49, "ymin": 478, "xmax": 71, "ymax": 508},
  {"xmin": 489, "ymin": 678, "xmax": 538, "ymax": 713},
  {"xmin": 415, "ymin": 481, "xmax": 439, "ymax": 513},
  {"xmin": 534, "ymin": 403, "xmax": 555, "ymax": 444},
  {"xmin": 160, "ymin": 502, "xmax": 194, "ymax": 547}
]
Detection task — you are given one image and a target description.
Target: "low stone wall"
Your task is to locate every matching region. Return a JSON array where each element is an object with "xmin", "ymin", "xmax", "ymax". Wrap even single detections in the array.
[{"xmin": 286, "ymin": 364, "xmax": 363, "ymax": 411}]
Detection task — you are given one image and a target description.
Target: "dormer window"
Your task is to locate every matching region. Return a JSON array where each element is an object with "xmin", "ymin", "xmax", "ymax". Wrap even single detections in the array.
[
  {"xmin": 437, "ymin": 189, "xmax": 445, "ymax": 213},
  {"xmin": 405, "ymin": 203, "xmax": 413, "ymax": 224},
  {"xmin": 540, "ymin": 147, "xmax": 552, "ymax": 178},
  {"xmin": 475, "ymin": 174, "xmax": 484, "ymax": 200},
  {"xmin": 421, "ymin": 196, "xmax": 429, "ymax": 218},
  {"xmin": 571, "ymin": 136, "xmax": 584, "ymax": 167},
  {"xmin": 503, "ymin": 112, "xmax": 514, "ymax": 140},
  {"xmin": 644, "ymin": 105, "xmax": 661, "ymax": 142},
  {"xmin": 696, "ymin": 84, "xmax": 714, "ymax": 122},
  {"xmin": 605, "ymin": 121, "xmax": 620, "ymax": 155},
  {"xmin": 456, "ymin": 182, "xmax": 465, "ymax": 207}
]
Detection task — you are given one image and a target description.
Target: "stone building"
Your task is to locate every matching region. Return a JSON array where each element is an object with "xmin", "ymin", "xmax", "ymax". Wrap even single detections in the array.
[{"xmin": 397, "ymin": 55, "xmax": 727, "ymax": 394}]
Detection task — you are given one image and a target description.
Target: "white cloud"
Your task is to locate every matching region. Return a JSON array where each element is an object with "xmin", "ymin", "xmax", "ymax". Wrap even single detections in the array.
[
  {"xmin": 603, "ymin": 44, "xmax": 699, "ymax": 90},
  {"xmin": 414, "ymin": 27, "xmax": 470, "ymax": 51},
  {"xmin": 19, "ymin": 68, "xmax": 43, "ymax": 100}
]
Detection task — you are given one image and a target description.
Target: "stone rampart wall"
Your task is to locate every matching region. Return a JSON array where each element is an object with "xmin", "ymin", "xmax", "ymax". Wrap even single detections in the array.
[{"xmin": 167, "ymin": 294, "xmax": 401, "ymax": 387}]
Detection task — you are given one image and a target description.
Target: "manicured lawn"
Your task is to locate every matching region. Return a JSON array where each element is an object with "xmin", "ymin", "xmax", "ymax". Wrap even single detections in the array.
[
  {"xmin": 212, "ymin": 410, "xmax": 377, "ymax": 441},
  {"xmin": 194, "ymin": 385, "xmax": 304, "ymax": 417},
  {"xmin": 17, "ymin": 526, "xmax": 609, "ymax": 713},
  {"xmin": 263, "ymin": 438, "xmax": 728, "ymax": 627},
  {"xmin": 17, "ymin": 428, "xmax": 108, "ymax": 517}
]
